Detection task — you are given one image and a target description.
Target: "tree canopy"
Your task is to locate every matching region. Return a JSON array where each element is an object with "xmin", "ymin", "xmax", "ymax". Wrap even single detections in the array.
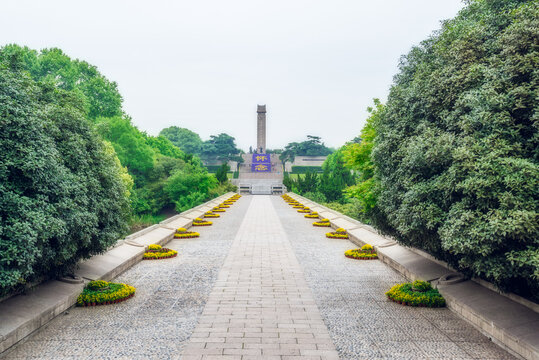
[
  {"xmin": 0, "ymin": 45, "xmax": 123, "ymax": 119},
  {"xmin": 160, "ymin": 126, "xmax": 203, "ymax": 155},
  {"xmin": 201, "ymin": 133, "xmax": 241, "ymax": 161},
  {"xmin": 280, "ymin": 135, "xmax": 333, "ymax": 165},
  {"xmin": 0, "ymin": 49, "xmax": 130, "ymax": 296}
]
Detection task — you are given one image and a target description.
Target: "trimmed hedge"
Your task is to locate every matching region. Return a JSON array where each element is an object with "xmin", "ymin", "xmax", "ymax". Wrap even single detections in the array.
[{"xmin": 290, "ymin": 166, "xmax": 323, "ymax": 174}]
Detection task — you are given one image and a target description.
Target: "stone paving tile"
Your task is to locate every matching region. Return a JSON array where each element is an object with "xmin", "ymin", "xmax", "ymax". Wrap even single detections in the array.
[
  {"xmin": 1, "ymin": 197, "xmax": 252, "ymax": 360},
  {"xmin": 181, "ymin": 195, "xmax": 340, "ymax": 359},
  {"xmin": 271, "ymin": 196, "xmax": 516, "ymax": 360}
]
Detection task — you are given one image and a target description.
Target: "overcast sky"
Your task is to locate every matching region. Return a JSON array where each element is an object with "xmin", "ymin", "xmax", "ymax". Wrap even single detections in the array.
[{"xmin": 1, "ymin": 0, "xmax": 464, "ymax": 151}]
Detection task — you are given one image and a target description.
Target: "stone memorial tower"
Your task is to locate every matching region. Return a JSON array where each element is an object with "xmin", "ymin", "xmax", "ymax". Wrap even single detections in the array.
[{"xmin": 257, "ymin": 105, "xmax": 266, "ymax": 153}]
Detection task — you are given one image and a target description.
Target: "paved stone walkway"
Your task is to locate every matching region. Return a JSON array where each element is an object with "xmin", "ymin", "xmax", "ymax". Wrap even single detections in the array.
[
  {"xmin": 1, "ymin": 197, "xmax": 252, "ymax": 360},
  {"xmin": 1, "ymin": 195, "xmax": 516, "ymax": 360},
  {"xmin": 271, "ymin": 196, "xmax": 516, "ymax": 360},
  {"xmin": 181, "ymin": 196, "xmax": 339, "ymax": 360}
]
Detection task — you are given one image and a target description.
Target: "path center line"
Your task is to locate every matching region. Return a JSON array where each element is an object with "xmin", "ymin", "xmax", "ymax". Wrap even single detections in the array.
[{"xmin": 181, "ymin": 195, "xmax": 339, "ymax": 359}]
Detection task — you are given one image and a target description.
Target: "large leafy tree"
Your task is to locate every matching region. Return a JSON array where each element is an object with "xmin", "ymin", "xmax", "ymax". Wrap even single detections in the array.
[
  {"xmin": 160, "ymin": 126, "xmax": 203, "ymax": 155},
  {"xmin": 201, "ymin": 133, "xmax": 241, "ymax": 161},
  {"xmin": 318, "ymin": 149, "xmax": 355, "ymax": 202},
  {"xmin": 342, "ymin": 99, "xmax": 384, "ymax": 222},
  {"xmin": 2, "ymin": 44, "xmax": 225, "ymax": 222},
  {"xmin": 95, "ymin": 116, "xmax": 156, "ymax": 178},
  {"xmin": 0, "ymin": 51, "xmax": 130, "ymax": 296},
  {"xmin": 282, "ymin": 136, "xmax": 333, "ymax": 159},
  {"xmin": 165, "ymin": 164, "xmax": 218, "ymax": 212},
  {"xmin": 0, "ymin": 45, "xmax": 122, "ymax": 119},
  {"xmin": 372, "ymin": 0, "xmax": 538, "ymax": 299}
]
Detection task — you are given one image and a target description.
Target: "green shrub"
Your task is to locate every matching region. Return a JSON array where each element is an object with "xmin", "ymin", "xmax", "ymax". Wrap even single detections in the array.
[
  {"xmin": 0, "ymin": 51, "xmax": 130, "ymax": 296},
  {"xmin": 215, "ymin": 163, "xmax": 230, "ymax": 184},
  {"xmin": 372, "ymin": 0, "xmax": 539, "ymax": 300}
]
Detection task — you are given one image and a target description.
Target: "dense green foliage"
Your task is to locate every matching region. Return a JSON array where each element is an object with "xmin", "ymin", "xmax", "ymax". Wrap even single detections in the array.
[
  {"xmin": 2, "ymin": 45, "xmax": 230, "ymax": 223},
  {"xmin": 342, "ymin": 100, "xmax": 384, "ymax": 223},
  {"xmin": 370, "ymin": 0, "xmax": 538, "ymax": 299},
  {"xmin": 285, "ymin": 148, "xmax": 355, "ymax": 205},
  {"xmin": 0, "ymin": 45, "xmax": 122, "ymax": 119},
  {"xmin": 0, "ymin": 50, "xmax": 130, "ymax": 296},
  {"xmin": 215, "ymin": 163, "xmax": 231, "ymax": 184},
  {"xmin": 0, "ymin": 45, "xmax": 232, "ymax": 297},
  {"xmin": 160, "ymin": 126, "xmax": 203, "ymax": 155},
  {"xmin": 201, "ymin": 133, "xmax": 242, "ymax": 162}
]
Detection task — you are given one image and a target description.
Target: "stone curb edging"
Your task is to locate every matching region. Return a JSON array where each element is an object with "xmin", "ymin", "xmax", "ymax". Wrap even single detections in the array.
[
  {"xmin": 287, "ymin": 192, "xmax": 539, "ymax": 360},
  {"xmin": 0, "ymin": 193, "xmax": 236, "ymax": 355}
]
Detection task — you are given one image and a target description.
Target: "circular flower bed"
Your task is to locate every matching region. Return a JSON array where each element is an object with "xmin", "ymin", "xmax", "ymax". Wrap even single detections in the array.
[
  {"xmin": 212, "ymin": 207, "xmax": 225, "ymax": 212},
  {"xmin": 204, "ymin": 211, "xmax": 220, "ymax": 218},
  {"xmin": 174, "ymin": 227, "xmax": 200, "ymax": 238},
  {"xmin": 292, "ymin": 204, "xmax": 304, "ymax": 209},
  {"xmin": 386, "ymin": 280, "xmax": 446, "ymax": 307},
  {"xmin": 326, "ymin": 228, "xmax": 349, "ymax": 239},
  {"xmin": 77, "ymin": 280, "xmax": 136, "ymax": 307},
  {"xmin": 219, "ymin": 204, "xmax": 230, "ymax": 208},
  {"xmin": 143, "ymin": 244, "xmax": 178, "ymax": 260},
  {"xmin": 297, "ymin": 207, "xmax": 311, "ymax": 213},
  {"xmin": 193, "ymin": 217, "xmax": 212, "ymax": 226},
  {"xmin": 344, "ymin": 244, "xmax": 378, "ymax": 260},
  {"xmin": 313, "ymin": 219, "xmax": 331, "ymax": 227},
  {"xmin": 304, "ymin": 212, "xmax": 319, "ymax": 218}
]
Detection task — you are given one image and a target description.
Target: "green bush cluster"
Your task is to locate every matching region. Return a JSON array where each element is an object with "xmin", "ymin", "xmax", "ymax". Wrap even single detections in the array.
[
  {"xmin": 285, "ymin": 150, "xmax": 356, "ymax": 204},
  {"xmin": 340, "ymin": 0, "xmax": 538, "ymax": 301},
  {"xmin": 0, "ymin": 45, "xmax": 234, "ymax": 296},
  {"xmin": 290, "ymin": 166, "xmax": 323, "ymax": 174},
  {"xmin": 0, "ymin": 50, "xmax": 130, "ymax": 296}
]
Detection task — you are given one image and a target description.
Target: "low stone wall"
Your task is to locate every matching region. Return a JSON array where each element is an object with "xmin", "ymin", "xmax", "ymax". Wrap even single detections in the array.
[
  {"xmin": 287, "ymin": 192, "xmax": 539, "ymax": 360},
  {"xmin": 0, "ymin": 192, "xmax": 236, "ymax": 355}
]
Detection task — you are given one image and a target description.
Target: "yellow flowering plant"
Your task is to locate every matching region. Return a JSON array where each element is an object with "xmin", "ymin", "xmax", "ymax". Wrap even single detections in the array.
[
  {"xmin": 174, "ymin": 227, "xmax": 200, "ymax": 238},
  {"xmin": 77, "ymin": 281, "xmax": 136, "ymax": 307},
  {"xmin": 313, "ymin": 219, "xmax": 331, "ymax": 227},
  {"xmin": 204, "ymin": 211, "xmax": 220, "ymax": 218},
  {"xmin": 143, "ymin": 246, "xmax": 178, "ymax": 260},
  {"xmin": 174, "ymin": 231, "xmax": 200, "ymax": 238},
  {"xmin": 385, "ymin": 281, "xmax": 445, "ymax": 307},
  {"xmin": 344, "ymin": 247, "xmax": 378, "ymax": 260},
  {"xmin": 361, "ymin": 244, "xmax": 373, "ymax": 251},
  {"xmin": 193, "ymin": 218, "xmax": 212, "ymax": 226},
  {"xmin": 326, "ymin": 227, "xmax": 348, "ymax": 239}
]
